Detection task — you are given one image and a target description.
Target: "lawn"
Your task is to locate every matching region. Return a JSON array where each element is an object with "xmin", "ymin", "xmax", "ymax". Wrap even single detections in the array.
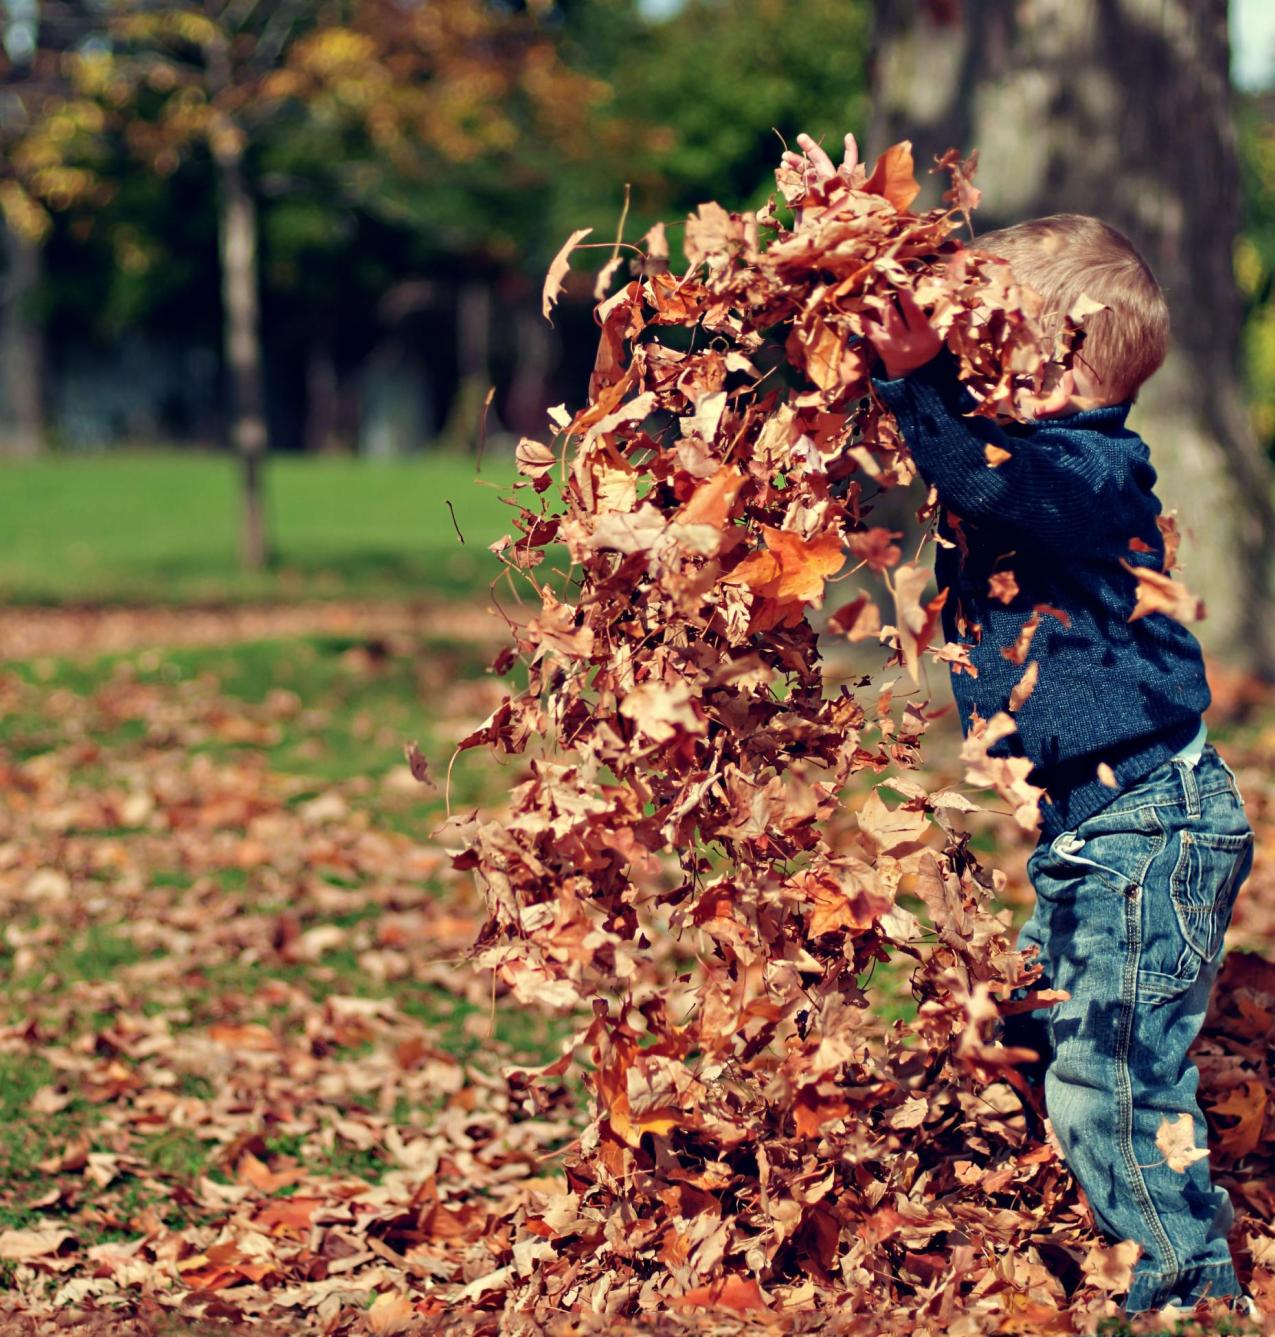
[
  {"xmin": 0, "ymin": 452, "xmax": 522, "ymax": 604},
  {"xmin": 0, "ymin": 628, "xmax": 576, "ymax": 1328}
]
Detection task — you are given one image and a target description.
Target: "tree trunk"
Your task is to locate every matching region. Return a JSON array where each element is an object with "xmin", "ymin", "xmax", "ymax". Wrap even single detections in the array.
[
  {"xmin": 213, "ymin": 138, "xmax": 269, "ymax": 570},
  {"xmin": 872, "ymin": 0, "xmax": 1275, "ymax": 674},
  {"xmin": 440, "ymin": 280, "xmax": 494, "ymax": 451},
  {"xmin": 506, "ymin": 300, "xmax": 555, "ymax": 437},
  {"xmin": 306, "ymin": 334, "xmax": 344, "ymax": 454},
  {"xmin": 1, "ymin": 223, "xmax": 45, "ymax": 457}
]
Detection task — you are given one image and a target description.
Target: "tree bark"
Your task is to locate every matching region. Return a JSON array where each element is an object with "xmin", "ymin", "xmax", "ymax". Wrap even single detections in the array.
[
  {"xmin": 306, "ymin": 334, "xmax": 345, "ymax": 454},
  {"xmin": 872, "ymin": 0, "xmax": 1275, "ymax": 673},
  {"xmin": 440, "ymin": 280, "xmax": 494, "ymax": 451},
  {"xmin": 506, "ymin": 300, "xmax": 555, "ymax": 437},
  {"xmin": 213, "ymin": 137, "xmax": 269, "ymax": 570},
  {"xmin": 1, "ymin": 222, "xmax": 45, "ymax": 457}
]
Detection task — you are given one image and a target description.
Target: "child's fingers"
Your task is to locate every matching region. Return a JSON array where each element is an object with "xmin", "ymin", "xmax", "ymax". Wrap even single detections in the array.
[
  {"xmin": 797, "ymin": 132, "xmax": 836, "ymax": 180},
  {"xmin": 841, "ymin": 132, "xmax": 859, "ymax": 175},
  {"xmin": 895, "ymin": 288, "xmax": 928, "ymax": 327}
]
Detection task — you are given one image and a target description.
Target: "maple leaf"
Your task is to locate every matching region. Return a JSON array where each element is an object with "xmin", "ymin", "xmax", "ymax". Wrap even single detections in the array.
[
  {"xmin": 846, "ymin": 527, "xmax": 902, "ymax": 572},
  {"xmin": 961, "ymin": 711, "xmax": 1044, "ymax": 831},
  {"xmin": 1081, "ymin": 1239, "xmax": 1141, "ymax": 1292},
  {"xmin": 1155, "ymin": 1112, "xmax": 1209, "ymax": 1172},
  {"xmin": 984, "ymin": 443, "xmax": 1012, "ymax": 467},
  {"xmin": 863, "ymin": 140, "xmax": 921, "ymax": 212},
  {"xmin": 827, "ymin": 594, "xmax": 882, "ymax": 642},
  {"xmin": 404, "ymin": 741, "xmax": 433, "ymax": 786},
  {"xmin": 675, "ymin": 1276, "xmax": 768, "ymax": 1313},
  {"xmin": 1008, "ymin": 661, "xmax": 1039, "ymax": 712},
  {"xmin": 722, "ymin": 525, "xmax": 845, "ymax": 606},
  {"xmin": 619, "ymin": 679, "xmax": 706, "ymax": 744},
  {"xmin": 515, "ymin": 437, "xmax": 557, "ymax": 484},
  {"xmin": 542, "ymin": 227, "xmax": 592, "ymax": 323},
  {"xmin": 367, "ymin": 1291, "xmax": 417, "ymax": 1335},
  {"xmin": 988, "ymin": 570, "xmax": 1019, "ymax": 604},
  {"xmin": 0, "ymin": 1227, "xmax": 76, "ymax": 1262},
  {"xmin": 677, "ymin": 465, "xmax": 745, "ymax": 528}
]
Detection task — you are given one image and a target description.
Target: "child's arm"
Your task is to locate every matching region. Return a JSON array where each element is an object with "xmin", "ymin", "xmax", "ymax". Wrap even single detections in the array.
[{"xmin": 873, "ymin": 350, "xmax": 1156, "ymax": 553}]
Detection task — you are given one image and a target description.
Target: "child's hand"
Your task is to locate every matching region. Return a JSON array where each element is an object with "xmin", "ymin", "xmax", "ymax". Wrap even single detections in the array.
[
  {"xmin": 781, "ymin": 131, "xmax": 859, "ymax": 193},
  {"xmin": 866, "ymin": 290, "xmax": 943, "ymax": 379}
]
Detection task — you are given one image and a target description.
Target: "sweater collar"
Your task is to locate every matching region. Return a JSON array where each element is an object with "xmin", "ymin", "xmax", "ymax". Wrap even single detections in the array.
[{"xmin": 1037, "ymin": 400, "xmax": 1133, "ymax": 429}]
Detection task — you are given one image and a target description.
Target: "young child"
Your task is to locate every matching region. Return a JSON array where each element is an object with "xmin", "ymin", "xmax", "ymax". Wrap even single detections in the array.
[{"xmin": 789, "ymin": 134, "xmax": 1256, "ymax": 1316}]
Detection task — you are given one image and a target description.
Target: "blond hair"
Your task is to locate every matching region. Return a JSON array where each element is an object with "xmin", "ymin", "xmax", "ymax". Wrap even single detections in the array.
[{"xmin": 973, "ymin": 214, "xmax": 1170, "ymax": 403}]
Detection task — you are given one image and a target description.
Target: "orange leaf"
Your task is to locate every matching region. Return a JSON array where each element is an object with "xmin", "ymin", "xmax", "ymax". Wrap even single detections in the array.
[
  {"xmin": 723, "ymin": 526, "xmax": 844, "ymax": 606},
  {"xmin": 675, "ymin": 1275, "xmax": 767, "ymax": 1313},
  {"xmin": 890, "ymin": 561, "xmax": 947, "ymax": 685},
  {"xmin": 208, "ymin": 1022, "xmax": 277, "ymax": 1052},
  {"xmin": 828, "ymin": 594, "xmax": 882, "ymax": 642},
  {"xmin": 236, "ymin": 1151, "xmax": 305, "ymax": 1193},
  {"xmin": 1120, "ymin": 561, "xmax": 1205, "ymax": 625},
  {"xmin": 863, "ymin": 141, "xmax": 921, "ymax": 212},
  {"xmin": 367, "ymin": 1291, "xmax": 417, "ymax": 1335},
  {"xmin": 1210, "ymin": 1080, "xmax": 1267, "ymax": 1158},
  {"xmin": 251, "ymin": 1197, "xmax": 322, "ymax": 1238},
  {"xmin": 988, "ymin": 570, "xmax": 1019, "ymax": 604},
  {"xmin": 677, "ymin": 465, "xmax": 745, "ymax": 528}
]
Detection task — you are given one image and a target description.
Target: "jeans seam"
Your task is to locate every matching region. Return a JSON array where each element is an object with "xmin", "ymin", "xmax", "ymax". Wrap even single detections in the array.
[
  {"xmin": 1117, "ymin": 834, "xmax": 1180, "ymax": 1279},
  {"xmin": 1133, "ymin": 1259, "xmax": 1237, "ymax": 1280},
  {"xmin": 1096, "ymin": 785, "xmax": 1234, "ymax": 822}
]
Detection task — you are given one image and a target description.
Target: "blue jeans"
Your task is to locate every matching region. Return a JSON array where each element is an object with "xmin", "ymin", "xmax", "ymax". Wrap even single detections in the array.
[{"xmin": 1013, "ymin": 744, "xmax": 1253, "ymax": 1313}]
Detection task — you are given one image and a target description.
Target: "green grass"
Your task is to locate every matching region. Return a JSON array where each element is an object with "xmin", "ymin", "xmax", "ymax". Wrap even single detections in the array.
[
  {"xmin": 2, "ymin": 632, "xmax": 496, "ymax": 800},
  {"xmin": 0, "ymin": 451, "xmax": 524, "ymax": 604}
]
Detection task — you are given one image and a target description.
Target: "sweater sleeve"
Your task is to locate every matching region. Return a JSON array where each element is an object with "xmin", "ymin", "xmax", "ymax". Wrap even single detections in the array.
[{"xmin": 873, "ymin": 354, "xmax": 1153, "ymax": 552}]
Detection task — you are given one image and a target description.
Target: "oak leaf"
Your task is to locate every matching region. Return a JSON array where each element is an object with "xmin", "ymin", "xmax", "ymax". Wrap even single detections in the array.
[{"xmin": 1209, "ymin": 1080, "xmax": 1266, "ymax": 1158}]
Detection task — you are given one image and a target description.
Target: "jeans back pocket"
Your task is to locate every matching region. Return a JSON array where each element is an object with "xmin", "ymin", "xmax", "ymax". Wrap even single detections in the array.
[{"xmin": 1169, "ymin": 828, "xmax": 1254, "ymax": 962}]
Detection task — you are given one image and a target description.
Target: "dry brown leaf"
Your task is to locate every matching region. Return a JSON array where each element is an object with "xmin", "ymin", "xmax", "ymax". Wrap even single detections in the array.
[
  {"xmin": 542, "ymin": 227, "xmax": 592, "ymax": 322},
  {"xmin": 1155, "ymin": 1112, "xmax": 1209, "ymax": 1172},
  {"xmin": 1121, "ymin": 560, "xmax": 1205, "ymax": 625}
]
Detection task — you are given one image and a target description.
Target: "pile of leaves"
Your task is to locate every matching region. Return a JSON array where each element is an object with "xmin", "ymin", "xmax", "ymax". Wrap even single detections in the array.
[{"xmin": 447, "ymin": 142, "xmax": 1274, "ymax": 1332}]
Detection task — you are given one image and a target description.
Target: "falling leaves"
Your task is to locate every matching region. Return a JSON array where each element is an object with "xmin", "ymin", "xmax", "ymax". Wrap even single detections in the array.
[
  {"xmin": 888, "ymin": 561, "xmax": 948, "ymax": 686},
  {"xmin": 1156, "ymin": 1112, "xmax": 1210, "ymax": 1173},
  {"xmin": 988, "ymin": 570, "xmax": 1019, "ymax": 604},
  {"xmin": 541, "ymin": 226, "xmax": 592, "ymax": 322},
  {"xmin": 449, "ymin": 138, "xmax": 1124, "ymax": 1326},
  {"xmin": 1121, "ymin": 560, "xmax": 1206, "ymax": 625},
  {"xmin": 723, "ymin": 524, "xmax": 846, "ymax": 607}
]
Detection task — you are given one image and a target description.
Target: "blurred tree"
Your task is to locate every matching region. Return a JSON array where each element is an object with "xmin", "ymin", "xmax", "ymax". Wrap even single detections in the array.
[
  {"xmin": 1236, "ymin": 94, "xmax": 1275, "ymax": 448},
  {"xmin": 3, "ymin": 1, "xmax": 607, "ymax": 559},
  {"xmin": 872, "ymin": 0, "xmax": 1275, "ymax": 673},
  {"xmin": 0, "ymin": 0, "xmax": 108, "ymax": 456}
]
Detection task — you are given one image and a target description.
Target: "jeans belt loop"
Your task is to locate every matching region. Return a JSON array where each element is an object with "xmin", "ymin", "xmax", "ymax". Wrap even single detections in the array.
[{"xmin": 1176, "ymin": 756, "xmax": 1200, "ymax": 817}]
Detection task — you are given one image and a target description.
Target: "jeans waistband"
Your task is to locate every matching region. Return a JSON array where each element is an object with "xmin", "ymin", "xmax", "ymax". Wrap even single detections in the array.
[{"xmin": 1034, "ymin": 720, "xmax": 1207, "ymax": 839}]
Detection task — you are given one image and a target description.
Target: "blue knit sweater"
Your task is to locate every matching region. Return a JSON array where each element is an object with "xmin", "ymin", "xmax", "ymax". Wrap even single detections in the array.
[{"xmin": 873, "ymin": 354, "xmax": 1210, "ymax": 837}]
